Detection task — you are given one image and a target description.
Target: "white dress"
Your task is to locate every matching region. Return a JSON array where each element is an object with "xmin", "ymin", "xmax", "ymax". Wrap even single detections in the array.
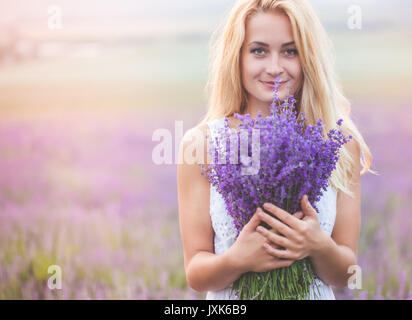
[{"xmin": 205, "ymin": 117, "xmax": 337, "ymax": 300}]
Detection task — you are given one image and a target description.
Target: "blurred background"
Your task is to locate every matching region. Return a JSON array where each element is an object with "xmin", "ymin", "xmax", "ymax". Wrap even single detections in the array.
[{"xmin": 0, "ymin": 0, "xmax": 411, "ymax": 299}]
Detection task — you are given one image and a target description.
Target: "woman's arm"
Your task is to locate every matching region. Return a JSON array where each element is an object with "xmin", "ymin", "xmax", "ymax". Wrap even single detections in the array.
[
  {"xmin": 309, "ymin": 139, "xmax": 361, "ymax": 288},
  {"xmin": 177, "ymin": 125, "xmax": 244, "ymax": 292},
  {"xmin": 185, "ymin": 251, "xmax": 245, "ymax": 292}
]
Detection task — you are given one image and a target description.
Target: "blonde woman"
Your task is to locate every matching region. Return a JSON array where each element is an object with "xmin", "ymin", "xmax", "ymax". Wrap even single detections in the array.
[{"xmin": 177, "ymin": 0, "xmax": 375, "ymax": 300}]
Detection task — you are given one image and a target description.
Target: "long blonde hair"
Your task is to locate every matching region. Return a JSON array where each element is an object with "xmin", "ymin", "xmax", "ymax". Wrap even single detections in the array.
[{"xmin": 197, "ymin": 0, "xmax": 377, "ymax": 198}]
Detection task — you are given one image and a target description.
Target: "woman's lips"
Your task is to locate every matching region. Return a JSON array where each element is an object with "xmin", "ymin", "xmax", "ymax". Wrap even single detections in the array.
[{"xmin": 260, "ymin": 80, "xmax": 288, "ymax": 88}]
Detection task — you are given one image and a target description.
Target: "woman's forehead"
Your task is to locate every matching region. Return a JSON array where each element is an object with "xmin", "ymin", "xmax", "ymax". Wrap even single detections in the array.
[{"xmin": 245, "ymin": 10, "xmax": 294, "ymax": 45}]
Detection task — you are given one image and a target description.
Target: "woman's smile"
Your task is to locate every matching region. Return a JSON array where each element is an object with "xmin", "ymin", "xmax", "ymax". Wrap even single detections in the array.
[{"xmin": 259, "ymin": 80, "xmax": 288, "ymax": 88}]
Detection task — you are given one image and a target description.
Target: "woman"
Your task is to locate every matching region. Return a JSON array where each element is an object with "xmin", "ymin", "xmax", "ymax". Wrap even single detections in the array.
[{"xmin": 177, "ymin": 0, "xmax": 374, "ymax": 300}]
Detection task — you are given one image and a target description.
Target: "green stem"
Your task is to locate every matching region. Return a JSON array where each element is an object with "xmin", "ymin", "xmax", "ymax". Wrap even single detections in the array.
[{"xmin": 232, "ymin": 184, "xmax": 322, "ymax": 300}]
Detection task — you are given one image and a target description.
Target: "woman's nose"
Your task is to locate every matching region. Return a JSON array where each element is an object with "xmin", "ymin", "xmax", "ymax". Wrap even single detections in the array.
[{"xmin": 266, "ymin": 54, "xmax": 284, "ymax": 74}]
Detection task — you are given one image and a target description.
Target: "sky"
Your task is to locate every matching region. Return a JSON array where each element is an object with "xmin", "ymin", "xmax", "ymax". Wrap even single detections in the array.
[
  {"xmin": 0, "ymin": 0, "xmax": 409, "ymax": 22},
  {"xmin": 0, "ymin": 0, "xmax": 409, "ymax": 40}
]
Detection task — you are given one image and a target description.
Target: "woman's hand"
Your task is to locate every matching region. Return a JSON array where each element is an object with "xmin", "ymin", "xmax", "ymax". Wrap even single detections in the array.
[
  {"xmin": 255, "ymin": 195, "xmax": 328, "ymax": 261},
  {"xmin": 228, "ymin": 207, "xmax": 305, "ymax": 274}
]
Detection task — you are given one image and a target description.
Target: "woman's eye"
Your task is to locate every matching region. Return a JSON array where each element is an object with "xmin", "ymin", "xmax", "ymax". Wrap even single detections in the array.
[
  {"xmin": 251, "ymin": 48, "xmax": 265, "ymax": 56},
  {"xmin": 284, "ymin": 48, "xmax": 298, "ymax": 56}
]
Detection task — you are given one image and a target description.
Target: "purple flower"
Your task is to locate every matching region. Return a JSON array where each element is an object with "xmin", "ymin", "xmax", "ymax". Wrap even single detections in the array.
[{"xmin": 199, "ymin": 76, "xmax": 352, "ymax": 300}]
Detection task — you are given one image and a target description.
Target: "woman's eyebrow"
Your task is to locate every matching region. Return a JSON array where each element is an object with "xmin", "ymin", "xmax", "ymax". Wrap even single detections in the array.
[{"xmin": 248, "ymin": 41, "xmax": 295, "ymax": 47}]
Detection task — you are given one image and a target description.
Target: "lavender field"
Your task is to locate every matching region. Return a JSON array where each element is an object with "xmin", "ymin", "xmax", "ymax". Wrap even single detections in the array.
[
  {"xmin": 1, "ymin": 0, "xmax": 411, "ymax": 300},
  {"xmin": 0, "ymin": 110, "xmax": 198, "ymax": 299},
  {"xmin": 0, "ymin": 98, "xmax": 411, "ymax": 300}
]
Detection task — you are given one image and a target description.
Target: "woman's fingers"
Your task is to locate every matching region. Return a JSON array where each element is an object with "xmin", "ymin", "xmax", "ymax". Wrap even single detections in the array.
[
  {"xmin": 263, "ymin": 235, "xmax": 283, "ymax": 250},
  {"xmin": 257, "ymin": 226, "xmax": 293, "ymax": 250},
  {"xmin": 257, "ymin": 210, "xmax": 295, "ymax": 239},
  {"xmin": 264, "ymin": 245, "xmax": 298, "ymax": 260},
  {"xmin": 263, "ymin": 203, "xmax": 303, "ymax": 230},
  {"xmin": 293, "ymin": 211, "xmax": 304, "ymax": 220},
  {"xmin": 272, "ymin": 258, "xmax": 294, "ymax": 269}
]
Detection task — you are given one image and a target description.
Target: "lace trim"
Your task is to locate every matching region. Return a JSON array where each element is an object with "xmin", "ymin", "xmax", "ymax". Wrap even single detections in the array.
[{"xmin": 319, "ymin": 221, "xmax": 334, "ymax": 235}]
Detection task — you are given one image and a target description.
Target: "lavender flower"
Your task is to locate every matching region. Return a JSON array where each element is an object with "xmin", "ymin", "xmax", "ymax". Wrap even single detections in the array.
[{"xmin": 200, "ymin": 77, "xmax": 352, "ymax": 300}]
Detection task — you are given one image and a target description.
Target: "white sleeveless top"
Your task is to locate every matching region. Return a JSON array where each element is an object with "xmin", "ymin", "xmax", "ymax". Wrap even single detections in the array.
[{"xmin": 205, "ymin": 117, "xmax": 337, "ymax": 300}]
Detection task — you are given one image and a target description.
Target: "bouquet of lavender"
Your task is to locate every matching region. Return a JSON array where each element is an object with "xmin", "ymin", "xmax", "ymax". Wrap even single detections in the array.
[{"xmin": 200, "ymin": 77, "xmax": 352, "ymax": 300}]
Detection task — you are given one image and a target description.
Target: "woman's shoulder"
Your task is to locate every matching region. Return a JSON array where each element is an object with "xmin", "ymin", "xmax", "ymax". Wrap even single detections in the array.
[
  {"xmin": 183, "ymin": 118, "xmax": 225, "ymax": 140},
  {"xmin": 203, "ymin": 115, "xmax": 241, "ymax": 131},
  {"xmin": 180, "ymin": 115, "xmax": 238, "ymax": 152},
  {"xmin": 182, "ymin": 123, "xmax": 210, "ymax": 144},
  {"xmin": 178, "ymin": 123, "xmax": 211, "ymax": 168}
]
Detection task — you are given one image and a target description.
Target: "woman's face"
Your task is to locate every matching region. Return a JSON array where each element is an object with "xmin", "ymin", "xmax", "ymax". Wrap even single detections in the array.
[{"xmin": 241, "ymin": 10, "xmax": 303, "ymax": 112}]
